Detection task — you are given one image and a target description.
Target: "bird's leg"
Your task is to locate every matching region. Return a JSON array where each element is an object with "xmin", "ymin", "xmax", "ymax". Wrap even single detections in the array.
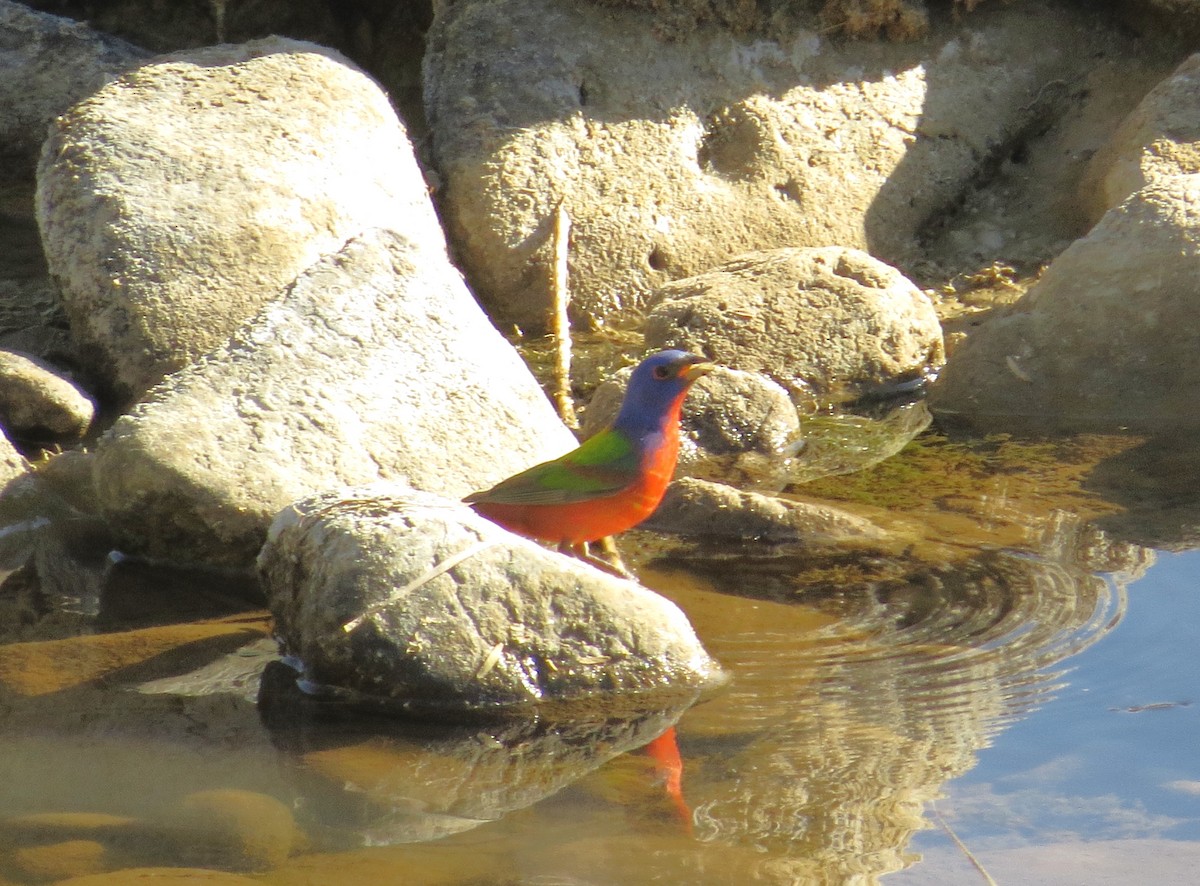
[
  {"xmin": 594, "ymin": 536, "xmax": 630, "ymax": 574},
  {"xmin": 559, "ymin": 539, "xmax": 635, "ymax": 580}
]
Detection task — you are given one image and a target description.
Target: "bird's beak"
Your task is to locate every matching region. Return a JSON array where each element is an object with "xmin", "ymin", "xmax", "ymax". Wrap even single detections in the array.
[{"xmin": 681, "ymin": 361, "xmax": 717, "ymax": 382}]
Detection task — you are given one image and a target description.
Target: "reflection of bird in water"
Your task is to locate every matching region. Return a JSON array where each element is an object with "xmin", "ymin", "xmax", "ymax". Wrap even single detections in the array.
[
  {"xmin": 641, "ymin": 726, "xmax": 693, "ymax": 834},
  {"xmin": 466, "ymin": 350, "xmax": 715, "ymax": 574}
]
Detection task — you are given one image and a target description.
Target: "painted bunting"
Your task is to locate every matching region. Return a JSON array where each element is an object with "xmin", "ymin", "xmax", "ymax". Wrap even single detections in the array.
[{"xmin": 465, "ymin": 350, "xmax": 715, "ymax": 564}]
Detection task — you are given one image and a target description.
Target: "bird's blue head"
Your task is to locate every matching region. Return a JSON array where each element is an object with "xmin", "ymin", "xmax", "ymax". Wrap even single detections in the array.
[{"xmin": 613, "ymin": 349, "xmax": 715, "ymax": 435}]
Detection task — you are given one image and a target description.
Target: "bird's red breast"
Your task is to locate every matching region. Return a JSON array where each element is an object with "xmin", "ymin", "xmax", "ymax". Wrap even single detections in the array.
[
  {"xmin": 470, "ymin": 390, "xmax": 685, "ymax": 545},
  {"xmin": 467, "ymin": 350, "xmax": 713, "ymax": 547}
]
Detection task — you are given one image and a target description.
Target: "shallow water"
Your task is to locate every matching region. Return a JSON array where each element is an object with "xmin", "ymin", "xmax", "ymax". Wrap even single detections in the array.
[{"xmin": 0, "ymin": 421, "xmax": 1198, "ymax": 885}]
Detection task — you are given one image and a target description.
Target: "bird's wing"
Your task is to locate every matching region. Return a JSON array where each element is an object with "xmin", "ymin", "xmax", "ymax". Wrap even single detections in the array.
[{"xmin": 465, "ymin": 429, "xmax": 639, "ymax": 505}]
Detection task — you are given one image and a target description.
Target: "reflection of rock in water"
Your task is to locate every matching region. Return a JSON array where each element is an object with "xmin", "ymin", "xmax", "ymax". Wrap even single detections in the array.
[
  {"xmin": 1085, "ymin": 433, "xmax": 1200, "ymax": 551},
  {"xmin": 639, "ymin": 517, "xmax": 1142, "ymax": 882},
  {"xmin": 787, "ymin": 400, "xmax": 933, "ymax": 487},
  {"xmin": 257, "ymin": 661, "xmax": 698, "ymax": 848}
]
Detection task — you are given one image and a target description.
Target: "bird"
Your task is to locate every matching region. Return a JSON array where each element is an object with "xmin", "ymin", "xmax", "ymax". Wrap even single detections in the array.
[{"xmin": 465, "ymin": 349, "xmax": 715, "ymax": 572}]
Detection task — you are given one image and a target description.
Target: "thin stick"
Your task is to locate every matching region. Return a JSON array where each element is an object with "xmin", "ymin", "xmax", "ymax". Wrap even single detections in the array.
[
  {"xmin": 342, "ymin": 538, "xmax": 499, "ymax": 633},
  {"xmin": 551, "ymin": 202, "xmax": 577, "ymax": 429},
  {"xmin": 931, "ymin": 803, "xmax": 997, "ymax": 886}
]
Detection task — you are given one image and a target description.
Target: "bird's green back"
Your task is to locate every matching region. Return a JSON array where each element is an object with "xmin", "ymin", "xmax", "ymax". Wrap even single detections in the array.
[{"xmin": 465, "ymin": 427, "xmax": 639, "ymax": 505}]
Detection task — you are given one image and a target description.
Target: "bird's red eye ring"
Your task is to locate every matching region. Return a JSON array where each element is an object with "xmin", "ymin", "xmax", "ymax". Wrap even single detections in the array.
[{"xmin": 652, "ymin": 365, "xmax": 671, "ymax": 380}]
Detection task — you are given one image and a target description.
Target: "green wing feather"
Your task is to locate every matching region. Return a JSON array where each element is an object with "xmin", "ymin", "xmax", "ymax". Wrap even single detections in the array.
[{"xmin": 465, "ymin": 429, "xmax": 639, "ymax": 505}]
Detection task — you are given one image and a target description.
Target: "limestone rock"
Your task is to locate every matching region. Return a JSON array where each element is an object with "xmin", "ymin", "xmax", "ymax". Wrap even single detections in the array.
[
  {"xmin": 645, "ymin": 247, "xmax": 944, "ymax": 402},
  {"xmin": 1084, "ymin": 53, "xmax": 1200, "ymax": 222},
  {"xmin": 38, "ymin": 37, "xmax": 436, "ymax": 402},
  {"xmin": 0, "ymin": 1, "xmax": 149, "ymax": 169},
  {"xmin": 92, "ymin": 228, "xmax": 577, "ymax": 569},
  {"xmin": 0, "ymin": 349, "xmax": 94, "ymax": 443},
  {"xmin": 424, "ymin": 0, "xmax": 1113, "ymax": 329},
  {"xmin": 258, "ymin": 486, "xmax": 721, "ymax": 710},
  {"xmin": 930, "ymin": 174, "xmax": 1200, "ymax": 433}
]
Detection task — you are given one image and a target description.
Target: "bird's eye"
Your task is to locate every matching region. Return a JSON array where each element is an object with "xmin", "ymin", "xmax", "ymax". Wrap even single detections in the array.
[{"xmin": 652, "ymin": 365, "xmax": 671, "ymax": 380}]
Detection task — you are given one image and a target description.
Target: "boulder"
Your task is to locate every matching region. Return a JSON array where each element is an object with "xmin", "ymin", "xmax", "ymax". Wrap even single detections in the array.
[
  {"xmin": 644, "ymin": 247, "xmax": 944, "ymax": 402},
  {"xmin": 37, "ymin": 37, "xmax": 435, "ymax": 403},
  {"xmin": 423, "ymin": 0, "xmax": 1115, "ymax": 329},
  {"xmin": 0, "ymin": 1, "xmax": 149, "ymax": 170},
  {"xmin": 0, "ymin": 349, "xmax": 94, "ymax": 444},
  {"xmin": 930, "ymin": 173, "xmax": 1200, "ymax": 433},
  {"xmin": 1083, "ymin": 53, "xmax": 1200, "ymax": 223},
  {"xmin": 258, "ymin": 485, "xmax": 721, "ymax": 710},
  {"xmin": 92, "ymin": 228, "xmax": 577, "ymax": 569}
]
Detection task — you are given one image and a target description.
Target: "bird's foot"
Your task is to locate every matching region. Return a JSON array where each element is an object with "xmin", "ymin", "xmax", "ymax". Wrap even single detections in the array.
[{"xmin": 560, "ymin": 539, "xmax": 636, "ymax": 580}]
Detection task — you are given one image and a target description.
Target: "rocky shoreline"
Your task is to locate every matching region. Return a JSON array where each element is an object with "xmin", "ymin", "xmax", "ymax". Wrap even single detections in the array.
[{"xmin": 0, "ymin": 0, "xmax": 1197, "ymax": 710}]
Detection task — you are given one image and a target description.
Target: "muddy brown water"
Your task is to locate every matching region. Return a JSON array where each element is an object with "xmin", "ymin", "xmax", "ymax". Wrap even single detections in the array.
[{"xmin": 0, "ymin": 415, "xmax": 1198, "ymax": 885}]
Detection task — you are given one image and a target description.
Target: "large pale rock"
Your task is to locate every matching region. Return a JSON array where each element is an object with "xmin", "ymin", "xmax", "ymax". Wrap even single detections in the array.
[
  {"xmin": 645, "ymin": 247, "xmax": 944, "ymax": 402},
  {"xmin": 0, "ymin": 1, "xmax": 149, "ymax": 168},
  {"xmin": 92, "ymin": 228, "xmax": 577, "ymax": 569},
  {"xmin": 930, "ymin": 174, "xmax": 1200, "ymax": 433},
  {"xmin": 38, "ymin": 37, "xmax": 434, "ymax": 402},
  {"xmin": 258, "ymin": 486, "xmax": 720, "ymax": 710},
  {"xmin": 424, "ymin": 0, "xmax": 1113, "ymax": 329},
  {"xmin": 1083, "ymin": 53, "xmax": 1200, "ymax": 223}
]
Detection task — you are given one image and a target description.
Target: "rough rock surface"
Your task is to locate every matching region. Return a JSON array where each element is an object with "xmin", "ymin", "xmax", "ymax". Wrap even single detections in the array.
[
  {"xmin": 38, "ymin": 37, "xmax": 433, "ymax": 402},
  {"xmin": 645, "ymin": 247, "xmax": 944, "ymax": 402},
  {"xmin": 0, "ymin": 349, "xmax": 94, "ymax": 443},
  {"xmin": 424, "ymin": 0, "xmax": 1116, "ymax": 329},
  {"xmin": 258, "ymin": 486, "xmax": 721, "ymax": 710},
  {"xmin": 92, "ymin": 228, "xmax": 578, "ymax": 569},
  {"xmin": 0, "ymin": 1, "xmax": 149, "ymax": 169},
  {"xmin": 930, "ymin": 173, "xmax": 1200, "ymax": 433},
  {"xmin": 1083, "ymin": 53, "xmax": 1200, "ymax": 223}
]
